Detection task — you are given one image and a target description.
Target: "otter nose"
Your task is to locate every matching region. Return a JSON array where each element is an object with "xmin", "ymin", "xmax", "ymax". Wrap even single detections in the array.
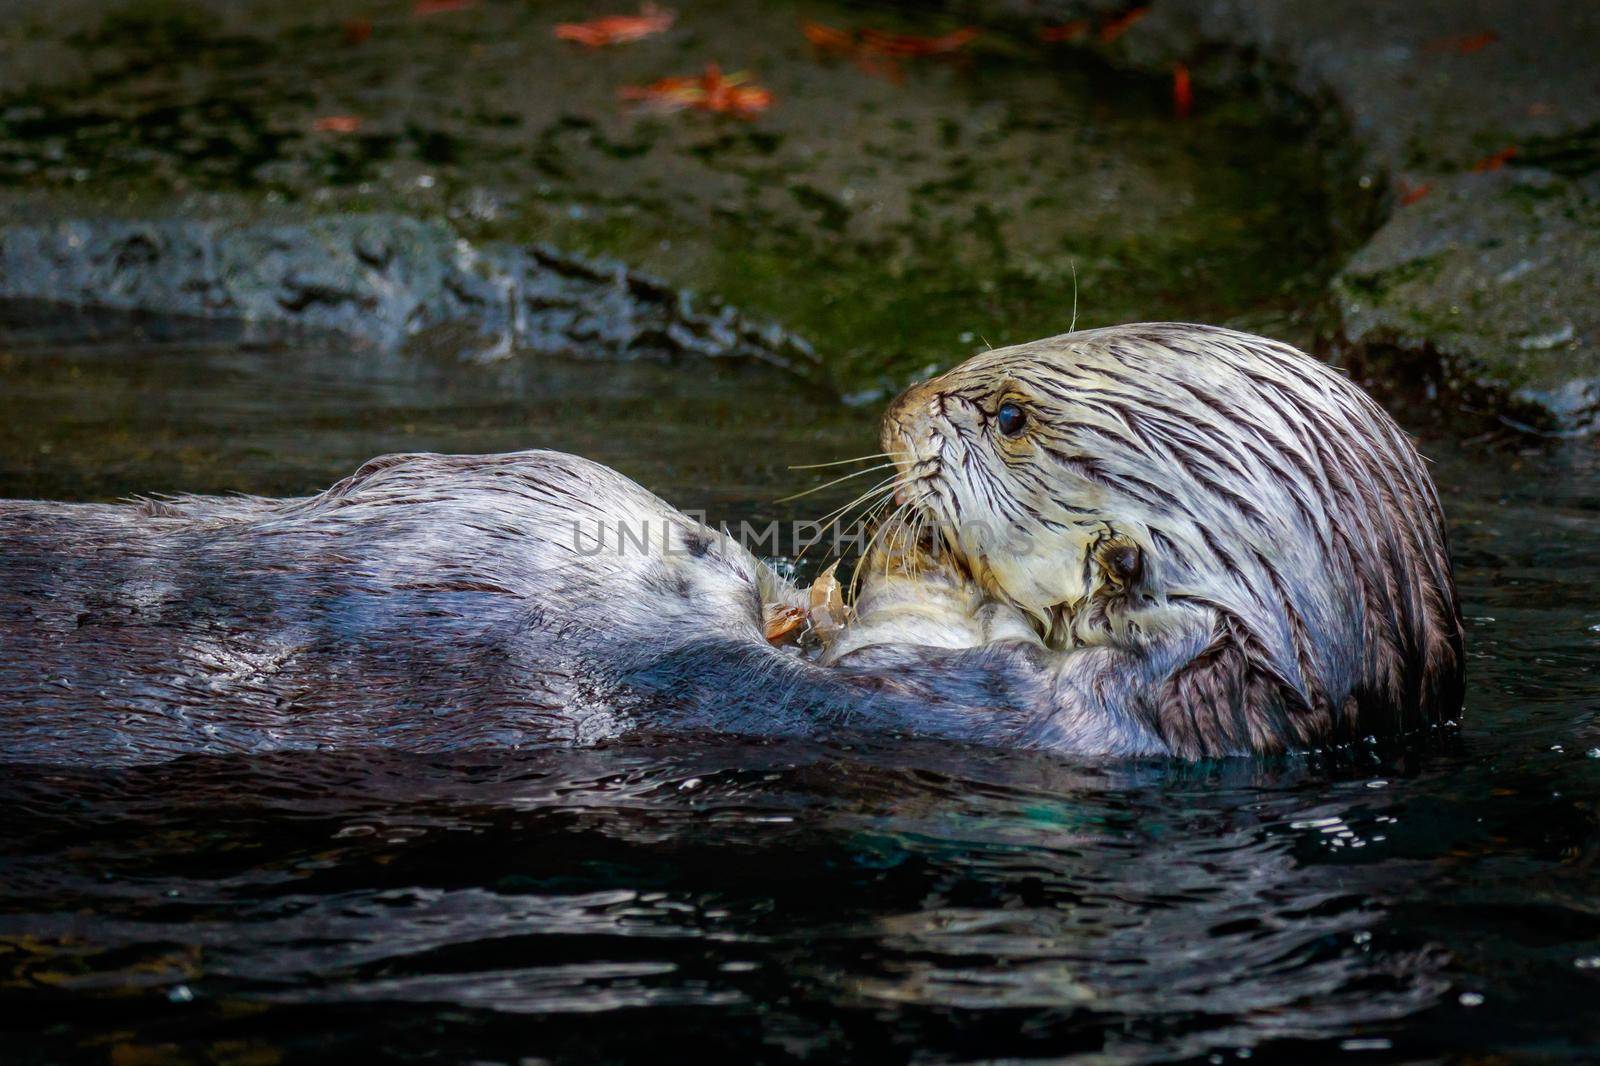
[{"xmin": 880, "ymin": 377, "xmax": 940, "ymax": 459}]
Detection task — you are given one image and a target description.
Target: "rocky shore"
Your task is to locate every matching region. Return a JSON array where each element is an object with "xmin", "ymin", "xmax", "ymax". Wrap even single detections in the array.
[
  {"xmin": 1003, "ymin": 0, "xmax": 1600, "ymax": 432},
  {"xmin": 1, "ymin": 0, "xmax": 1594, "ymax": 432},
  {"xmin": 0, "ymin": 211, "xmax": 817, "ymax": 370}
]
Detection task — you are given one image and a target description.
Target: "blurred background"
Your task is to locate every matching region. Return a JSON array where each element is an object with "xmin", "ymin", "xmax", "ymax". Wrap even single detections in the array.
[
  {"xmin": 1, "ymin": 0, "xmax": 1593, "ymax": 507},
  {"xmin": 1, "ymin": 3, "xmax": 1598, "ymax": 1063}
]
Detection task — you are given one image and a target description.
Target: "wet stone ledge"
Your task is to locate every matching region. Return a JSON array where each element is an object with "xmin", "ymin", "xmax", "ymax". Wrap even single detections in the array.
[
  {"xmin": 1334, "ymin": 170, "xmax": 1600, "ymax": 434},
  {"xmin": 976, "ymin": 0, "xmax": 1600, "ymax": 434},
  {"xmin": 0, "ymin": 213, "xmax": 818, "ymax": 371}
]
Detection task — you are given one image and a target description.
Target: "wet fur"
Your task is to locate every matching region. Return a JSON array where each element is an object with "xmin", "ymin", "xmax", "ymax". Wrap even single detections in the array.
[
  {"xmin": 876, "ymin": 323, "xmax": 1464, "ymax": 757},
  {"xmin": 0, "ymin": 324, "xmax": 1463, "ymax": 764},
  {"xmin": 0, "ymin": 451, "xmax": 1069, "ymax": 765}
]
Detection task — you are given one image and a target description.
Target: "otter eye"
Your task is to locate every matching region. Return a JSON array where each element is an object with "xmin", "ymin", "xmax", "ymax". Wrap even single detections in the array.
[{"xmin": 995, "ymin": 402, "xmax": 1028, "ymax": 437}]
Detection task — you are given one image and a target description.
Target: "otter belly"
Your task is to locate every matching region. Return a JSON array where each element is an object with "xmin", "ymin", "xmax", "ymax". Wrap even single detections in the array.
[
  {"xmin": 0, "ymin": 448, "xmax": 1143, "ymax": 766},
  {"xmin": 0, "ymin": 451, "xmax": 823, "ymax": 764}
]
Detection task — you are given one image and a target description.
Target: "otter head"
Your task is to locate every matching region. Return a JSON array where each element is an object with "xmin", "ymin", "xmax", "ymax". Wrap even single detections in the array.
[
  {"xmin": 880, "ymin": 336, "xmax": 1166, "ymax": 646},
  {"xmin": 881, "ymin": 323, "xmax": 1464, "ymax": 752}
]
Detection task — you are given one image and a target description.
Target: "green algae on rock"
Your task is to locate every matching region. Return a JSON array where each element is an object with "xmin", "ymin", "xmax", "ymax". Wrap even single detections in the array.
[
  {"xmin": 0, "ymin": 0, "xmax": 1352, "ymax": 397},
  {"xmin": 993, "ymin": 0, "xmax": 1600, "ymax": 432},
  {"xmin": 1336, "ymin": 171, "xmax": 1600, "ymax": 433}
]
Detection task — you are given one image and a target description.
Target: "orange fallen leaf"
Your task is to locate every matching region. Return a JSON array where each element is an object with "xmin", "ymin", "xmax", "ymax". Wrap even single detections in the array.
[
  {"xmin": 800, "ymin": 21, "xmax": 974, "ymax": 82},
  {"xmin": 1398, "ymin": 180, "xmax": 1433, "ymax": 206},
  {"xmin": 1471, "ymin": 145, "xmax": 1519, "ymax": 172},
  {"xmin": 1038, "ymin": 20, "xmax": 1091, "ymax": 43},
  {"xmin": 801, "ymin": 20, "xmax": 855, "ymax": 53},
  {"xmin": 620, "ymin": 64, "xmax": 773, "ymax": 118},
  {"xmin": 1099, "ymin": 6, "xmax": 1148, "ymax": 43},
  {"xmin": 1424, "ymin": 30, "xmax": 1498, "ymax": 55},
  {"xmin": 699, "ymin": 69, "xmax": 773, "ymax": 116},
  {"xmin": 342, "ymin": 18, "xmax": 372, "ymax": 46},
  {"xmin": 554, "ymin": 4, "xmax": 675, "ymax": 47},
  {"xmin": 412, "ymin": 0, "xmax": 476, "ymax": 15},
  {"xmin": 857, "ymin": 26, "xmax": 979, "ymax": 58},
  {"xmin": 1171, "ymin": 62, "xmax": 1192, "ymax": 119},
  {"xmin": 1527, "ymin": 102, "xmax": 1555, "ymax": 117},
  {"xmin": 313, "ymin": 115, "xmax": 363, "ymax": 134}
]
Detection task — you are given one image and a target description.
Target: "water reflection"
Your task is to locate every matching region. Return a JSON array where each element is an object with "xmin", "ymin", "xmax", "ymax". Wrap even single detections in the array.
[
  {"xmin": 0, "ymin": 303, "xmax": 869, "ymax": 513},
  {"xmin": 1, "ymin": 743, "xmax": 1465, "ymax": 1061}
]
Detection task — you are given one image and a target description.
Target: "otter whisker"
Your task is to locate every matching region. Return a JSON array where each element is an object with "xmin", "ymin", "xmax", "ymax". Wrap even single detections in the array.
[
  {"xmin": 849, "ymin": 499, "xmax": 914, "ymax": 603},
  {"xmin": 882, "ymin": 502, "xmax": 919, "ymax": 581},
  {"xmin": 1068, "ymin": 259, "xmax": 1079, "ymax": 334},
  {"xmin": 796, "ymin": 474, "xmax": 909, "ymax": 555},
  {"xmin": 773, "ymin": 461, "xmax": 900, "ymax": 504},
  {"xmin": 806, "ymin": 473, "xmax": 906, "ymax": 529},
  {"xmin": 908, "ymin": 508, "xmax": 932, "ymax": 579},
  {"xmin": 796, "ymin": 476, "xmax": 909, "ymax": 565},
  {"xmin": 854, "ymin": 483, "xmax": 903, "ymax": 538},
  {"xmin": 809, "ymin": 481, "xmax": 902, "ymax": 573},
  {"xmin": 787, "ymin": 451, "xmax": 905, "ymax": 471},
  {"xmin": 864, "ymin": 476, "xmax": 915, "ymax": 528},
  {"xmin": 821, "ymin": 483, "xmax": 899, "ymax": 560},
  {"xmin": 881, "ymin": 502, "xmax": 919, "ymax": 583}
]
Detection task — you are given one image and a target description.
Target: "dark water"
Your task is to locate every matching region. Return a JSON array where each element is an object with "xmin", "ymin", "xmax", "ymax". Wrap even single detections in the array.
[{"xmin": 1, "ymin": 319, "xmax": 1599, "ymax": 1063}]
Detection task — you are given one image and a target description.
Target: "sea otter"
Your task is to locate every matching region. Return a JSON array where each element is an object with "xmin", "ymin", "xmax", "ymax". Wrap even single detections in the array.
[
  {"xmin": 0, "ymin": 324, "xmax": 1462, "ymax": 765},
  {"xmin": 848, "ymin": 322, "xmax": 1464, "ymax": 756}
]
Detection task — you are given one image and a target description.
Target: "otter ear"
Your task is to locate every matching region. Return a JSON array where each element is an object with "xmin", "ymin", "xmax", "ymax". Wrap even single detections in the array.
[{"xmin": 1093, "ymin": 535, "xmax": 1144, "ymax": 594}]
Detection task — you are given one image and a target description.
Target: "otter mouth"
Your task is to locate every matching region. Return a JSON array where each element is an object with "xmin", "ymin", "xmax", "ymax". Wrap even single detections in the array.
[
  {"xmin": 874, "ymin": 456, "xmax": 1060, "ymax": 646},
  {"xmin": 880, "ymin": 472, "xmax": 971, "ymax": 584},
  {"xmin": 887, "ymin": 463, "xmax": 940, "ymax": 543},
  {"xmin": 880, "ymin": 418, "xmax": 987, "ymax": 594}
]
